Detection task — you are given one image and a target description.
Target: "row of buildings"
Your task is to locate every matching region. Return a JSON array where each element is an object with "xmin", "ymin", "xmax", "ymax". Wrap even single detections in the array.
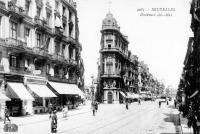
[
  {"xmin": 0, "ymin": 0, "xmax": 84, "ymax": 119},
  {"xmin": 96, "ymin": 12, "xmax": 165, "ymax": 104},
  {"xmin": 177, "ymin": 0, "xmax": 200, "ymax": 132}
]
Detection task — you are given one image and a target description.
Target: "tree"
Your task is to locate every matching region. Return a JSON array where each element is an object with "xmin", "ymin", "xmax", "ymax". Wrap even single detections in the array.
[{"xmin": 165, "ymin": 87, "xmax": 170, "ymax": 97}]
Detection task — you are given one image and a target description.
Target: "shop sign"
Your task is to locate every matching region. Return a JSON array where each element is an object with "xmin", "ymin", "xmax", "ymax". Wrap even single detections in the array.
[{"xmin": 33, "ymin": 70, "xmax": 41, "ymax": 75}]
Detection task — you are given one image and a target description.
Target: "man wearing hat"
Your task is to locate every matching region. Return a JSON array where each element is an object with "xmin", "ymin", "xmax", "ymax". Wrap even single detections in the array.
[{"xmin": 51, "ymin": 110, "xmax": 57, "ymax": 133}]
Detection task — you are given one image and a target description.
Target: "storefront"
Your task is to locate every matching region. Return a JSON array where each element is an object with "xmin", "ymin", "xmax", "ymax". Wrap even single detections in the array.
[
  {"xmin": 0, "ymin": 92, "xmax": 10, "ymax": 119},
  {"xmin": 48, "ymin": 81, "xmax": 83, "ymax": 110},
  {"xmin": 24, "ymin": 76, "xmax": 57, "ymax": 114},
  {"xmin": 5, "ymin": 82, "xmax": 34, "ymax": 116},
  {"xmin": 26, "ymin": 83, "xmax": 57, "ymax": 114}
]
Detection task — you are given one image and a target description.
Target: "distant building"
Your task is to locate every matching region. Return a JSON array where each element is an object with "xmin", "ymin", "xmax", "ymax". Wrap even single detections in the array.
[
  {"xmin": 97, "ymin": 12, "xmax": 138, "ymax": 104},
  {"xmin": 0, "ymin": 0, "xmax": 84, "ymax": 118}
]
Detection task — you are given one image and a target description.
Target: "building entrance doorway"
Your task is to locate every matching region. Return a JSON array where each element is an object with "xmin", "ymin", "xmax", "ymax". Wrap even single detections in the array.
[{"xmin": 107, "ymin": 92, "xmax": 113, "ymax": 104}]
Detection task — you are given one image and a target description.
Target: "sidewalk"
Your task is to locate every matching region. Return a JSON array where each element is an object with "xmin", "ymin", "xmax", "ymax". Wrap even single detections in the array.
[
  {"xmin": 179, "ymin": 113, "xmax": 193, "ymax": 134},
  {"xmin": 0, "ymin": 101, "xmax": 92, "ymax": 130}
]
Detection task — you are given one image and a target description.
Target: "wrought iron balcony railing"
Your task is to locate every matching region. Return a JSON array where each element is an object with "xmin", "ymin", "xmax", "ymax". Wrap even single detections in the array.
[
  {"xmin": 5, "ymin": 38, "xmax": 27, "ymax": 48},
  {"xmin": 9, "ymin": 66, "xmax": 46, "ymax": 77},
  {"xmin": 8, "ymin": 1, "xmax": 25, "ymax": 19},
  {"xmin": 48, "ymin": 75, "xmax": 77, "ymax": 84}
]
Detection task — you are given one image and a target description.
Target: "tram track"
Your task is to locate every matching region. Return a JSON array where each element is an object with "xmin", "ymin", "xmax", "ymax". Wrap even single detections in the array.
[
  {"xmin": 58, "ymin": 104, "xmax": 156, "ymax": 134},
  {"xmin": 86, "ymin": 106, "xmax": 156, "ymax": 134}
]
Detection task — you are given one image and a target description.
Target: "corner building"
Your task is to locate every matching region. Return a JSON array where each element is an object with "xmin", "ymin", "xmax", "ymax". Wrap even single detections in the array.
[
  {"xmin": 99, "ymin": 12, "xmax": 130, "ymax": 104},
  {"xmin": 0, "ymin": 0, "xmax": 84, "ymax": 118}
]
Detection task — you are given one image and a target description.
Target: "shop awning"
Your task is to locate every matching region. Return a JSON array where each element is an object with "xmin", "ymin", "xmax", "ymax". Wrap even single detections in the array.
[
  {"xmin": 48, "ymin": 82, "xmax": 80, "ymax": 95},
  {"xmin": 0, "ymin": 92, "xmax": 10, "ymax": 101},
  {"xmin": 7, "ymin": 82, "xmax": 34, "ymax": 100},
  {"xmin": 126, "ymin": 92, "xmax": 132, "ymax": 98},
  {"xmin": 70, "ymin": 84, "xmax": 85, "ymax": 97},
  {"xmin": 27, "ymin": 84, "xmax": 57, "ymax": 98},
  {"xmin": 119, "ymin": 91, "xmax": 126, "ymax": 97}
]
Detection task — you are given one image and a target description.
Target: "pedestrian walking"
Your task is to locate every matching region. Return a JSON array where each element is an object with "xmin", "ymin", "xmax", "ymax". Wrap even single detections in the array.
[
  {"xmin": 167, "ymin": 101, "xmax": 169, "ymax": 105},
  {"xmin": 91, "ymin": 102, "xmax": 95, "ymax": 116},
  {"xmin": 126, "ymin": 101, "xmax": 129, "ymax": 110},
  {"xmin": 95, "ymin": 101, "xmax": 98, "ymax": 112},
  {"xmin": 62, "ymin": 106, "xmax": 68, "ymax": 118},
  {"xmin": 138, "ymin": 99, "xmax": 141, "ymax": 105},
  {"xmin": 51, "ymin": 110, "xmax": 57, "ymax": 133},
  {"xmin": 48, "ymin": 103, "xmax": 53, "ymax": 118},
  {"xmin": 4, "ymin": 107, "xmax": 10, "ymax": 124},
  {"xmin": 174, "ymin": 99, "xmax": 177, "ymax": 108},
  {"xmin": 159, "ymin": 101, "xmax": 161, "ymax": 108}
]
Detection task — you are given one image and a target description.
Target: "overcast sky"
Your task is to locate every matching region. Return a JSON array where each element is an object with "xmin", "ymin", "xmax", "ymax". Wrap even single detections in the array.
[{"xmin": 75, "ymin": 0, "xmax": 193, "ymax": 89}]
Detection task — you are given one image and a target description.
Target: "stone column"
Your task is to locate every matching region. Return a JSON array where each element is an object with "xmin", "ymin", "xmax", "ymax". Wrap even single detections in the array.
[
  {"xmin": 59, "ymin": 42, "xmax": 62, "ymax": 55},
  {"xmin": 73, "ymin": 48, "xmax": 76, "ymax": 60},
  {"xmin": 104, "ymin": 91, "xmax": 107, "ymax": 103},
  {"xmin": 113, "ymin": 91, "xmax": 116, "ymax": 102},
  {"xmin": 104, "ymin": 35, "xmax": 106, "ymax": 48},
  {"xmin": 113, "ymin": 34, "xmax": 115, "ymax": 47},
  {"xmin": 104, "ymin": 58, "xmax": 106, "ymax": 74},
  {"xmin": 64, "ymin": 44, "xmax": 69, "ymax": 60},
  {"xmin": 113, "ymin": 58, "xmax": 116, "ymax": 74},
  {"xmin": 43, "ymin": 98, "xmax": 46, "ymax": 107}
]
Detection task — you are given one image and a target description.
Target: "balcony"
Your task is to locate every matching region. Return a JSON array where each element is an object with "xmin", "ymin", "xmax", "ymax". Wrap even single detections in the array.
[
  {"xmin": 5, "ymin": 38, "xmax": 27, "ymax": 50},
  {"xmin": 32, "ymin": 47, "xmax": 49, "ymax": 57},
  {"xmin": 34, "ymin": 16, "xmax": 48, "ymax": 31},
  {"xmin": 61, "ymin": 0, "xmax": 77, "ymax": 10},
  {"xmin": 67, "ymin": 36, "xmax": 77, "ymax": 44},
  {"xmin": 54, "ymin": 28, "xmax": 63, "ymax": 39},
  {"xmin": 48, "ymin": 75, "xmax": 77, "ymax": 84},
  {"xmin": 51, "ymin": 54, "xmax": 65, "ymax": 63},
  {"xmin": 67, "ymin": 58, "xmax": 77, "ymax": 65},
  {"xmin": 62, "ymin": 36, "xmax": 80, "ymax": 48},
  {"xmin": 101, "ymin": 73, "xmax": 121, "ymax": 78},
  {"xmin": 100, "ymin": 47, "xmax": 128, "ymax": 59},
  {"xmin": 102, "ymin": 24, "xmax": 120, "ymax": 31},
  {"xmin": 8, "ymin": 66, "xmax": 45, "ymax": 77},
  {"xmin": 8, "ymin": 1, "xmax": 25, "ymax": 20},
  {"xmin": 24, "ymin": 15, "xmax": 33, "ymax": 24}
]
